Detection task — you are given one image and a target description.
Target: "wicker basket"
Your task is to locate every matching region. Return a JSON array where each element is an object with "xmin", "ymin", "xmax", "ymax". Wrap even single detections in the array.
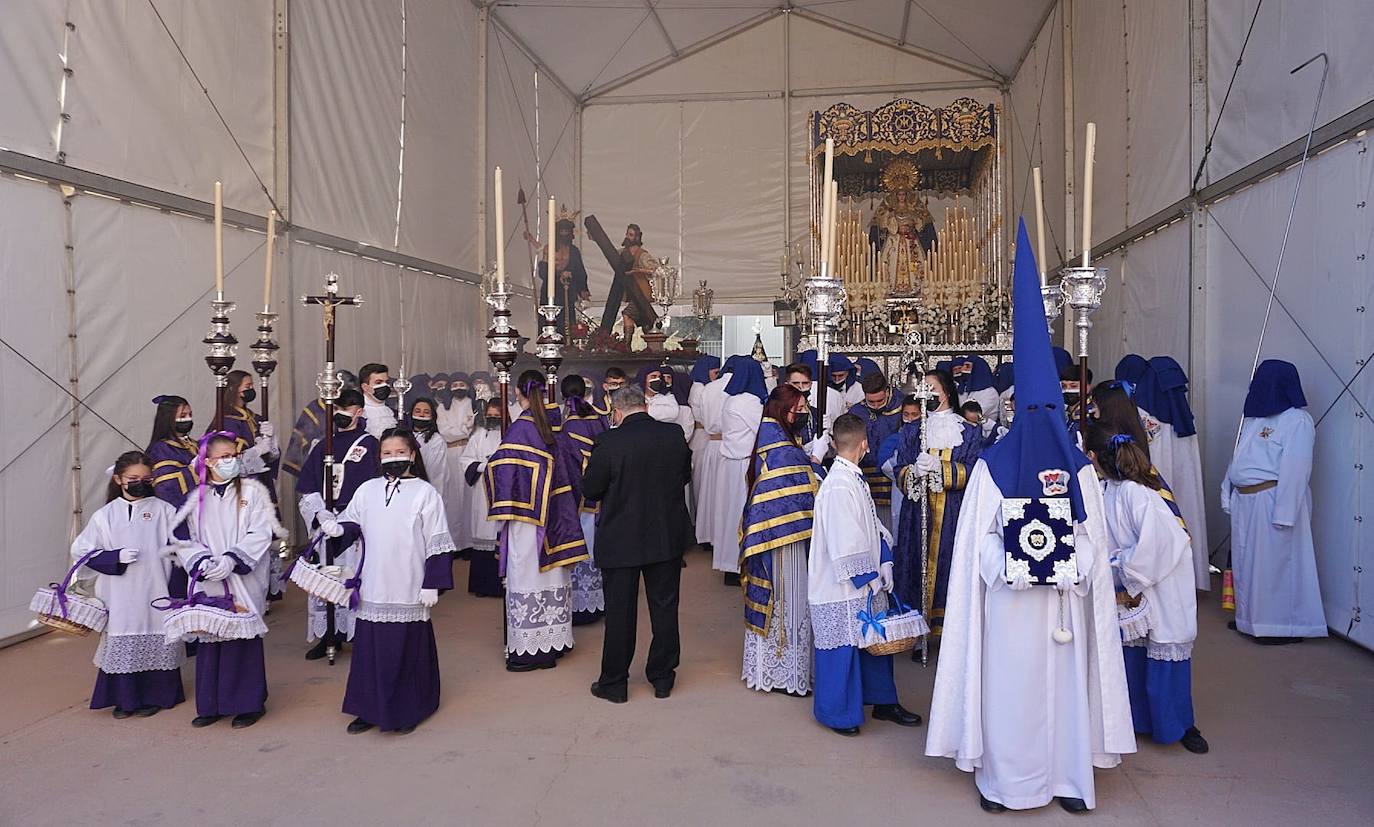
[
  {"xmin": 153, "ymin": 571, "xmax": 267, "ymax": 644},
  {"xmin": 288, "ymin": 561, "xmax": 355, "ymax": 606},
  {"xmin": 859, "ymin": 591, "xmax": 929, "ymax": 656},
  {"xmin": 1116, "ymin": 590, "xmax": 1152, "ymax": 642},
  {"xmin": 31, "ymin": 548, "xmax": 109, "ymax": 636}
]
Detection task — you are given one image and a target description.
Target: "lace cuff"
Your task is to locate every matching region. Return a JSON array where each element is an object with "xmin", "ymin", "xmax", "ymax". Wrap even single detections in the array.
[
  {"xmin": 427, "ymin": 532, "xmax": 457, "ymax": 557},
  {"xmin": 356, "ymin": 601, "xmax": 430, "ymax": 624},
  {"xmin": 832, "ymin": 553, "xmax": 876, "ymax": 582}
]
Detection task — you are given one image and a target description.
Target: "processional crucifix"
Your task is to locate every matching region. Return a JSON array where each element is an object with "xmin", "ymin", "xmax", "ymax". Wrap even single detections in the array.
[{"xmin": 301, "ymin": 272, "xmax": 362, "ymax": 665}]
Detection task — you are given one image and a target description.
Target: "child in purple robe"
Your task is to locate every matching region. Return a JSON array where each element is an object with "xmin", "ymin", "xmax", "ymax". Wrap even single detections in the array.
[
  {"xmin": 321, "ymin": 429, "xmax": 455, "ymax": 733},
  {"xmin": 74, "ymin": 451, "xmax": 185, "ymax": 717},
  {"xmin": 560, "ymin": 374, "xmax": 607, "ymax": 625}
]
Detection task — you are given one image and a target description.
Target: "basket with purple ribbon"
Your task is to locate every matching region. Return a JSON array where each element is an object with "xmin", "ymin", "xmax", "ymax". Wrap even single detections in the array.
[
  {"xmin": 152, "ymin": 564, "xmax": 267, "ymax": 644},
  {"xmin": 858, "ymin": 590, "xmax": 929, "ymax": 656},
  {"xmin": 30, "ymin": 549, "xmax": 108, "ymax": 636},
  {"xmin": 285, "ymin": 534, "xmax": 364, "ymax": 609}
]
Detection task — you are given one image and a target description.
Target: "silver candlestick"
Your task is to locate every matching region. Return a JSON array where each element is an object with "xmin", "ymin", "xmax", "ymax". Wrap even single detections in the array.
[
  {"xmin": 485, "ymin": 285, "xmax": 520, "ymax": 432},
  {"xmin": 1059, "ymin": 265, "xmax": 1108, "ymax": 359},
  {"xmin": 902, "ymin": 328, "xmax": 936, "ymax": 666},
  {"xmin": 535, "ymin": 303, "xmax": 565, "ymax": 392},
  {"xmin": 204, "ymin": 296, "xmax": 239, "ymax": 431},
  {"xmin": 804, "ymin": 261, "xmax": 847, "ymax": 436},
  {"xmin": 1041, "ymin": 282, "xmax": 1064, "ymax": 337}
]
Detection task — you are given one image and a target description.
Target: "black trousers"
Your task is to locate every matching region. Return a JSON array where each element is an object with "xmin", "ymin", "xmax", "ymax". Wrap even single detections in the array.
[{"xmin": 598, "ymin": 557, "xmax": 682, "ymax": 692}]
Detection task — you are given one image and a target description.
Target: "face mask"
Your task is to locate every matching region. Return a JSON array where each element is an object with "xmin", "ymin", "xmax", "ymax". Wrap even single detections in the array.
[
  {"xmin": 793, "ymin": 411, "xmax": 811, "ymax": 434},
  {"xmin": 174, "ymin": 418, "xmax": 194, "ymax": 435},
  {"xmin": 124, "ymin": 480, "xmax": 155, "ymax": 499},
  {"xmin": 648, "ymin": 378, "xmax": 667, "ymax": 395},
  {"xmin": 371, "ymin": 385, "xmax": 392, "ymax": 401},
  {"xmin": 925, "ymin": 398, "xmax": 940, "ymax": 412},
  {"xmin": 240, "ymin": 388, "xmax": 257, "ymax": 404},
  {"xmin": 1064, "ymin": 393, "xmax": 1081, "ymax": 411},
  {"xmin": 452, "ymin": 386, "xmax": 470, "ymax": 399},
  {"xmin": 381, "ymin": 457, "xmax": 413, "ymax": 478},
  {"xmin": 411, "ymin": 416, "xmax": 434, "ymax": 431},
  {"xmin": 334, "ymin": 412, "xmax": 356, "ymax": 430},
  {"xmin": 212, "ymin": 457, "xmax": 241, "ymax": 481}
]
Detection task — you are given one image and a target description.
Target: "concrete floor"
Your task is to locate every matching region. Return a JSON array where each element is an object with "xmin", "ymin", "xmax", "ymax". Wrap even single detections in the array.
[{"xmin": 2, "ymin": 549, "xmax": 1372, "ymax": 826}]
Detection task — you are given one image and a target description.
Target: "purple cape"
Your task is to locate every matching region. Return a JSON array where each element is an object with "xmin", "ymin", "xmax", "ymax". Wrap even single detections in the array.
[{"xmin": 484, "ymin": 411, "xmax": 588, "ymax": 571}]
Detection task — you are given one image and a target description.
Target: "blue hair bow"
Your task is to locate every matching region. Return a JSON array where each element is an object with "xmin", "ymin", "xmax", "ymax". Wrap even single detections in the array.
[{"xmin": 1109, "ymin": 433, "xmax": 1134, "ymax": 447}]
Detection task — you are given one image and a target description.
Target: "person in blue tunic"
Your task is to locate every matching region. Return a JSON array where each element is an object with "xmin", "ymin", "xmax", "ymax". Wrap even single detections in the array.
[{"xmin": 847, "ymin": 369, "xmax": 903, "ymax": 530}]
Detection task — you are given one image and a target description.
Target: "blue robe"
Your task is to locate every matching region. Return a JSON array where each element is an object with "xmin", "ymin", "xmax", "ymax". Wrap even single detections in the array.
[
  {"xmin": 847, "ymin": 399, "xmax": 902, "ymax": 508},
  {"xmin": 892, "ymin": 416, "xmax": 991, "ymax": 635}
]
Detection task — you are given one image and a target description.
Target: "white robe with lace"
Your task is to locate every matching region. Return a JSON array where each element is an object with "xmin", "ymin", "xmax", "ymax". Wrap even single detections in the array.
[
  {"xmin": 1139, "ymin": 405, "xmax": 1211, "ymax": 589},
  {"xmin": 710, "ymin": 393, "xmax": 763, "ymax": 573}
]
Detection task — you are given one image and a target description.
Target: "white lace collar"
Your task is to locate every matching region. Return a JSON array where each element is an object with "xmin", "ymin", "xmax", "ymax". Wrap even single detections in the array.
[{"xmin": 925, "ymin": 408, "xmax": 965, "ymax": 449}]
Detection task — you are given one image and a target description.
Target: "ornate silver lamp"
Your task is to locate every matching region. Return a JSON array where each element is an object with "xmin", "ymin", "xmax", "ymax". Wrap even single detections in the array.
[
  {"xmin": 1058, "ymin": 264, "xmax": 1108, "ymax": 430},
  {"xmin": 204, "ymin": 297, "xmax": 239, "ymax": 431}
]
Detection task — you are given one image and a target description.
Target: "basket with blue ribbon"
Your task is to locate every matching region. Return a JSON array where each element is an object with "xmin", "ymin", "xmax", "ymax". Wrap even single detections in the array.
[{"xmin": 858, "ymin": 590, "xmax": 929, "ymax": 656}]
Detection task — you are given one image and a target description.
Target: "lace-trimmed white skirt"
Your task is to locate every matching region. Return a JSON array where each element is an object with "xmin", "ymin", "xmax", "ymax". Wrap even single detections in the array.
[
  {"xmin": 505, "ymin": 521, "xmax": 574, "ymax": 655},
  {"xmin": 742, "ymin": 542, "xmax": 812, "ymax": 695}
]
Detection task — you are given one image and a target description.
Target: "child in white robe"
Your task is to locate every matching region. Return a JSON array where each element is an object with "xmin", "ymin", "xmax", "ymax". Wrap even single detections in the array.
[
  {"xmin": 407, "ymin": 397, "xmax": 450, "ymax": 497},
  {"xmin": 323, "ymin": 429, "xmax": 455, "ymax": 733},
  {"xmin": 173, "ymin": 434, "xmax": 284, "ymax": 729},
  {"xmin": 1086, "ymin": 424, "xmax": 1209, "ymax": 754},
  {"xmin": 457, "ymin": 399, "xmax": 504, "ymax": 596},
  {"xmin": 75, "ymin": 451, "xmax": 184, "ymax": 717}
]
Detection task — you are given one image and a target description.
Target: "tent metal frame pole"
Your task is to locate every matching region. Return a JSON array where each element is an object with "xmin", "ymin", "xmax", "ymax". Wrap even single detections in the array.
[
  {"xmin": 482, "ymin": 7, "xmax": 577, "ymax": 105},
  {"xmin": 1187, "ymin": 0, "xmax": 1209, "ymax": 430},
  {"xmin": 585, "ymin": 80, "xmax": 1001, "ymax": 109},
  {"xmin": 791, "ymin": 8, "xmax": 1004, "ymax": 84}
]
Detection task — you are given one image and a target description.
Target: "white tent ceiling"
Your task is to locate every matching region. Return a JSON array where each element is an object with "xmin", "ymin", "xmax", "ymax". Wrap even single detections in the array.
[{"xmin": 490, "ymin": 0, "xmax": 1057, "ymax": 100}]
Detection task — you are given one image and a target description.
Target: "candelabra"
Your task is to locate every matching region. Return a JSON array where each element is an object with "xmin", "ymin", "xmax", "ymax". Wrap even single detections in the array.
[
  {"xmin": 204, "ymin": 296, "xmax": 239, "ymax": 431},
  {"xmin": 1041, "ymin": 281, "xmax": 1064, "ymax": 337},
  {"xmin": 485, "ymin": 285, "xmax": 520, "ymax": 432},
  {"xmin": 393, "ymin": 372, "xmax": 413, "ymax": 415},
  {"xmin": 901, "ymin": 328, "xmax": 936, "ymax": 666},
  {"xmin": 804, "ymin": 261, "xmax": 847, "ymax": 436},
  {"xmin": 250, "ymin": 311, "xmax": 280, "ymax": 415},
  {"xmin": 535, "ymin": 303, "xmax": 564, "ymax": 392},
  {"xmin": 1059, "ymin": 264, "xmax": 1108, "ymax": 430}
]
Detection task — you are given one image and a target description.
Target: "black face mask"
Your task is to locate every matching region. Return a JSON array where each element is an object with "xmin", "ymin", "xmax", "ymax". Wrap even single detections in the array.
[
  {"xmin": 124, "ymin": 480, "xmax": 155, "ymax": 499},
  {"xmin": 793, "ymin": 411, "xmax": 811, "ymax": 435},
  {"xmin": 926, "ymin": 398, "xmax": 940, "ymax": 412},
  {"xmin": 174, "ymin": 419, "xmax": 194, "ymax": 435},
  {"xmin": 648, "ymin": 378, "xmax": 667, "ymax": 395},
  {"xmin": 372, "ymin": 385, "xmax": 393, "ymax": 402},
  {"xmin": 381, "ymin": 458, "xmax": 412, "ymax": 478},
  {"xmin": 334, "ymin": 412, "xmax": 356, "ymax": 430},
  {"xmin": 411, "ymin": 416, "xmax": 434, "ymax": 431},
  {"xmin": 240, "ymin": 388, "xmax": 257, "ymax": 404},
  {"xmin": 453, "ymin": 387, "xmax": 470, "ymax": 399},
  {"xmin": 1064, "ymin": 393, "xmax": 1081, "ymax": 410}
]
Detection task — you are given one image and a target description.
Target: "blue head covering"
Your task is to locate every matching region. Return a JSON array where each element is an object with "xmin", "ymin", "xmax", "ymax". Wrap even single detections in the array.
[
  {"xmin": 1243, "ymin": 359, "xmax": 1307, "ymax": 418},
  {"xmin": 855, "ymin": 357, "xmax": 882, "ymax": 380},
  {"xmin": 725, "ymin": 358, "xmax": 768, "ymax": 402},
  {"xmin": 934, "ymin": 359, "xmax": 953, "ymax": 375},
  {"xmin": 1114, "ymin": 354, "xmax": 1148, "ymax": 384},
  {"xmin": 669, "ymin": 369, "xmax": 691, "ymax": 405},
  {"xmin": 798, "ymin": 349, "xmax": 820, "ymax": 379},
  {"xmin": 1052, "ymin": 346, "xmax": 1074, "ymax": 376},
  {"xmin": 690, "ymin": 355, "xmax": 721, "ymax": 385},
  {"xmin": 720, "ymin": 354, "xmax": 744, "ymax": 377},
  {"xmin": 1136, "ymin": 356, "xmax": 1197, "ymax": 437},
  {"xmin": 993, "ymin": 362, "xmax": 1015, "ymax": 394},
  {"xmin": 827, "ymin": 353, "xmax": 856, "ymax": 387},
  {"xmin": 950, "ymin": 354, "xmax": 996, "ymax": 393},
  {"xmin": 981, "ymin": 219, "xmax": 1090, "ymax": 521}
]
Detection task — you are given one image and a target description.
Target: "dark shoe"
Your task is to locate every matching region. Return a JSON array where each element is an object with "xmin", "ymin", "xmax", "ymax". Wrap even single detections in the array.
[
  {"xmin": 305, "ymin": 639, "xmax": 329, "ymax": 660},
  {"xmin": 830, "ymin": 726, "xmax": 861, "ymax": 736},
  {"xmin": 590, "ymin": 682, "xmax": 628, "ymax": 704},
  {"xmin": 1256, "ymin": 636, "xmax": 1302, "ymax": 646},
  {"xmin": 1226, "ymin": 620, "xmax": 1238, "ymax": 630},
  {"xmin": 191, "ymin": 715, "xmax": 223, "ymax": 728},
  {"xmin": 231, "ymin": 710, "xmax": 265, "ymax": 729},
  {"xmin": 506, "ymin": 660, "xmax": 556, "ymax": 673},
  {"xmin": 395, "ymin": 725, "xmax": 416, "ymax": 734},
  {"xmin": 1180, "ymin": 727, "xmax": 1210, "ymax": 754},
  {"xmin": 1057, "ymin": 797, "xmax": 1089, "ymax": 813},
  {"xmin": 723, "ymin": 572, "xmax": 741, "ymax": 587},
  {"xmin": 112, "ymin": 708, "xmax": 133, "ymax": 720},
  {"xmin": 134, "ymin": 705, "xmax": 161, "ymax": 718},
  {"xmin": 979, "ymin": 794, "xmax": 1007, "ymax": 813},
  {"xmin": 346, "ymin": 717, "xmax": 375, "ymax": 735},
  {"xmin": 871, "ymin": 703, "xmax": 923, "ymax": 727},
  {"xmin": 654, "ymin": 685, "xmax": 672, "ymax": 699}
]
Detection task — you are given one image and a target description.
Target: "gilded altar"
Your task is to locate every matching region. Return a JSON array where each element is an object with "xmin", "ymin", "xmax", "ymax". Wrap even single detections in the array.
[{"xmin": 801, "ymin": 97, "xmax": 1010, "ymax": 355}]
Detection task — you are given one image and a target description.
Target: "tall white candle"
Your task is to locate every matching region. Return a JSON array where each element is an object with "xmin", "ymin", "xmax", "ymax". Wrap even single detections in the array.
[
  {"xmin": 547, "ymin": 196, "xmax": 556, "ymax": 305},
  {"xmin": 1081, "ymin": 122, "xmax": 1096, "ymax": 268},
  {"xmin": 821, "ymin": 137, "xmax": 835, "ymax": 273},
  {"xmin": 1032, "ymin": 167, "xmax": 1047, "ymax": 285},
  {"xmin": 494, "ymin": 167, "xmax": 505, "ymax": 291},
  {"xmin": 828, "ymin": 180, "xmax": 839, "ymax": 274},
  {"xmin": 213, "ymin": 181, "xmax": 224, "ymax": 297},
  {"xmin": 262, "ymin": 209, "xmax": 276, "ymax": 311}
]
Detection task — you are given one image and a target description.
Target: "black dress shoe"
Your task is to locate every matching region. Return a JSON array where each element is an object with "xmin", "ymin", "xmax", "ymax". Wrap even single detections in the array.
[
  {"xmin": 111, "ymin": 708, "xmax": 133, "ymax": 720},
  {"xmin": 979, "ymin": 794, "xmax": 1007, "ymax": 813},
  {"xmin": 305, "ymin": 639, "xmax": 329, "ymax": 660},
  {"xmin": 830, "ymin": 726, "xmax": 861, "ymax": 736},
  {"xmin": 1256, "ymin": 636, "xmax": 1302, "ymax": 646},
  {"xmin": 134, "ymin": 705, "xmax": 161, "ymax": 718},
  {"xmin": 1180, "ymin": 726, "xmax": 1210, "ymax": 754},
  {"xmin": 1226, "ymin": 620, "xmax": 1238, "ymax": 630},
  {"xmin": 653, "ymin": 685, "xmax": 672, "ymax": 699},
  {"xmin": 505, "ymin": 660, "xmax": 556, "ymax": 673},
  {"xmin": 1057, "ymin": 797, "xmax": 1089, "ymax": 813},
  {"xmin": 590, "ymin": 682, "xmax": 628, "ymax": 704},
  {"xmin": 231, "ymin": 710, "xmax": 265, "ymax": 729},
  {"xmin": 871, "ymin": 703, "xmax": 923, "ymax": 727},
  {"xmin": 395, "ymin": 725, "xmax": 416, "ymax": 734},
  {"xmin": 191, "ymin": 715, "xmax": 223, "ymax": 728},
  {"xmin": 347, "ymin": 717, "xmax": 375, "ymax": 735},
  {"xmin": 723, "ymin": 572, "xmax": 741, "ymax": 587}
]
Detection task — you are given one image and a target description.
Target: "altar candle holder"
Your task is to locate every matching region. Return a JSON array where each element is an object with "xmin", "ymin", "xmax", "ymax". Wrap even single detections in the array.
[
  {"xmin": 485, "ymin": 286, "xmax": 521, "ymax": 432},
  {"xmin": 250, "ymin": 311, "xmax": 280, "ymax": 412},
  {"xmin": 535, "ymin": 303, "xmax": 565, "ymax": 394},
  {"xmin": 204, "ymin": 297, "xmax": 239, "ymax": 430}
]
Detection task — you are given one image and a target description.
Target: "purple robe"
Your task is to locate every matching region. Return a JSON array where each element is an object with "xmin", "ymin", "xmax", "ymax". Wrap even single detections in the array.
[
  {"xmin": 483, "ymin": 410, "xmax": 588, "ymax": 571},
  {"xmin": 221, "ymin": 405, "xmax": 280, "ymax": 497},
  {"xmin": 283, "ymin": 398, "xmax": 326, "ymax": 477},
  {"xmin": 147, "ymin": 436, "xmax": 198, "ymax": 510},
  {"xmin": 297, "ymin": 429, "xmax": 380, "ymax": 523},
  {"xmin": 892, "ymin": 417, "xmax": 992, "ymax": 634},
  {"xmin": 847, "ymin": 399, "xmax": 903, "ymax": 506}
]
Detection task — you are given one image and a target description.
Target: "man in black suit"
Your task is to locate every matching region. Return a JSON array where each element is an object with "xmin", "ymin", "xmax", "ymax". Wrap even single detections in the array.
[{"xmin": 581, "ymin": 384, "xmax": 693, "ymax": 703}]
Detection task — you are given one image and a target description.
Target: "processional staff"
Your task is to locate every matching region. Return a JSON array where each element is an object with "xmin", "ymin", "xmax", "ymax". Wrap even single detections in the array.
[
  {"xmin": 902, "ymin": 330, "xmax": 936, "ymax": 667},
  {"xmin": 301, "ymin": 272, "xmax": 363, "ymax": 666}
]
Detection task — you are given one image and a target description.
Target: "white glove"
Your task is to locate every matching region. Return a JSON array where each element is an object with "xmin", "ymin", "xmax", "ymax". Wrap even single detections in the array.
[
  {"xmin": 1009, "ymin": 572, "xmax": 1033, "ymax": 591},
  {"xmin": 258, "ymin": 421, "xmax": 275, "ymax": 439},
  {"xmin": 915, "ymin": 452, "xmax": 940, "ymax": 475},
  {"xmin": 981, "ymin": 418, "xmax": 997, "ymax": 436},
  {"xmin": 201, "ymin": 555, "xmax": 235, "ymax": 582},
  {"xmin": 315, "ymin": 509, "xmax": 337, "ymax": 526},
  {"xmin": 118, "ymin": 548, "xmax": 140, "ymax": 564},
  {"xmin": 418, "ymin": 588, "xmax": 439, "ymax": 607},
  {"xmin": 878, "ymin": 561, "xmax": 895, "ymax": 593},
  {"xmin": 255, "ymin": 434, "xmax": 280, "ymax": 459},
  {"xmin": 239, "ymin": 444, "xmax": 269, "ymax": 475},
  {"xmin": 1054, "ymin": 573, "xmax": 1075, "ymax": 593},
  {"xmin": 320, "ymin": 519, "xmax": 344, "ymax": 539}
]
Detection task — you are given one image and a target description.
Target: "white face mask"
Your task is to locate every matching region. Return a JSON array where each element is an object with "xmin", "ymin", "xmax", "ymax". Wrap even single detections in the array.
[{"xmin": 212, "ymin": 457, "xmax": 241, "ymax": 481}]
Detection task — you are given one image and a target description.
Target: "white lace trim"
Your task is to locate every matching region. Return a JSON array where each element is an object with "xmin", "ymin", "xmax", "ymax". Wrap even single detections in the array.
[
  {"xmin": 742, "ymin": 611, "xmax": 812, "ymax": 694},
  {"xmin": 94, "ymin": 633, "xmax": 184, "ymax": 674},
  {"xmin": 355, "ymin": 601, "xmax": 430, "ymax": 624},
  {"xmin": 289, "ymin": 561, "xmax": 354, "ymax": 606},
  {"xmin": 1125, "ymin": 638, "xmax": 1194, "ymax": 662},
  {"xmin": 307, "ymin": 596, "xmax": 356, "ymax": 642},
  {"xmin": 427, "ymin": 533, "xmax": 457, "ymax": 557},
  {"xmin": 162, "ymin": 604, "xmax": 267, "ymax": 644},
  {"xmin": 810, "ymin": 594, "xmax": 887, "ymax": 650},
  {"xmin": 31, "ymin": 588, "xmax": 108, "ymax": 633},
  {"xmin": 570, "ymin": 560, "xmax": 604, "ymax": 613},
  {"xmin": 925, "ymin": 409, "xmax": 966, "ymax": 449},
  {"xmin": 506, "ymin": 585, "xmax": 573, "ymax": 654},
  {"xmin": 832, "ymin": 554, "xmax": 876, "ymax": 582}
]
